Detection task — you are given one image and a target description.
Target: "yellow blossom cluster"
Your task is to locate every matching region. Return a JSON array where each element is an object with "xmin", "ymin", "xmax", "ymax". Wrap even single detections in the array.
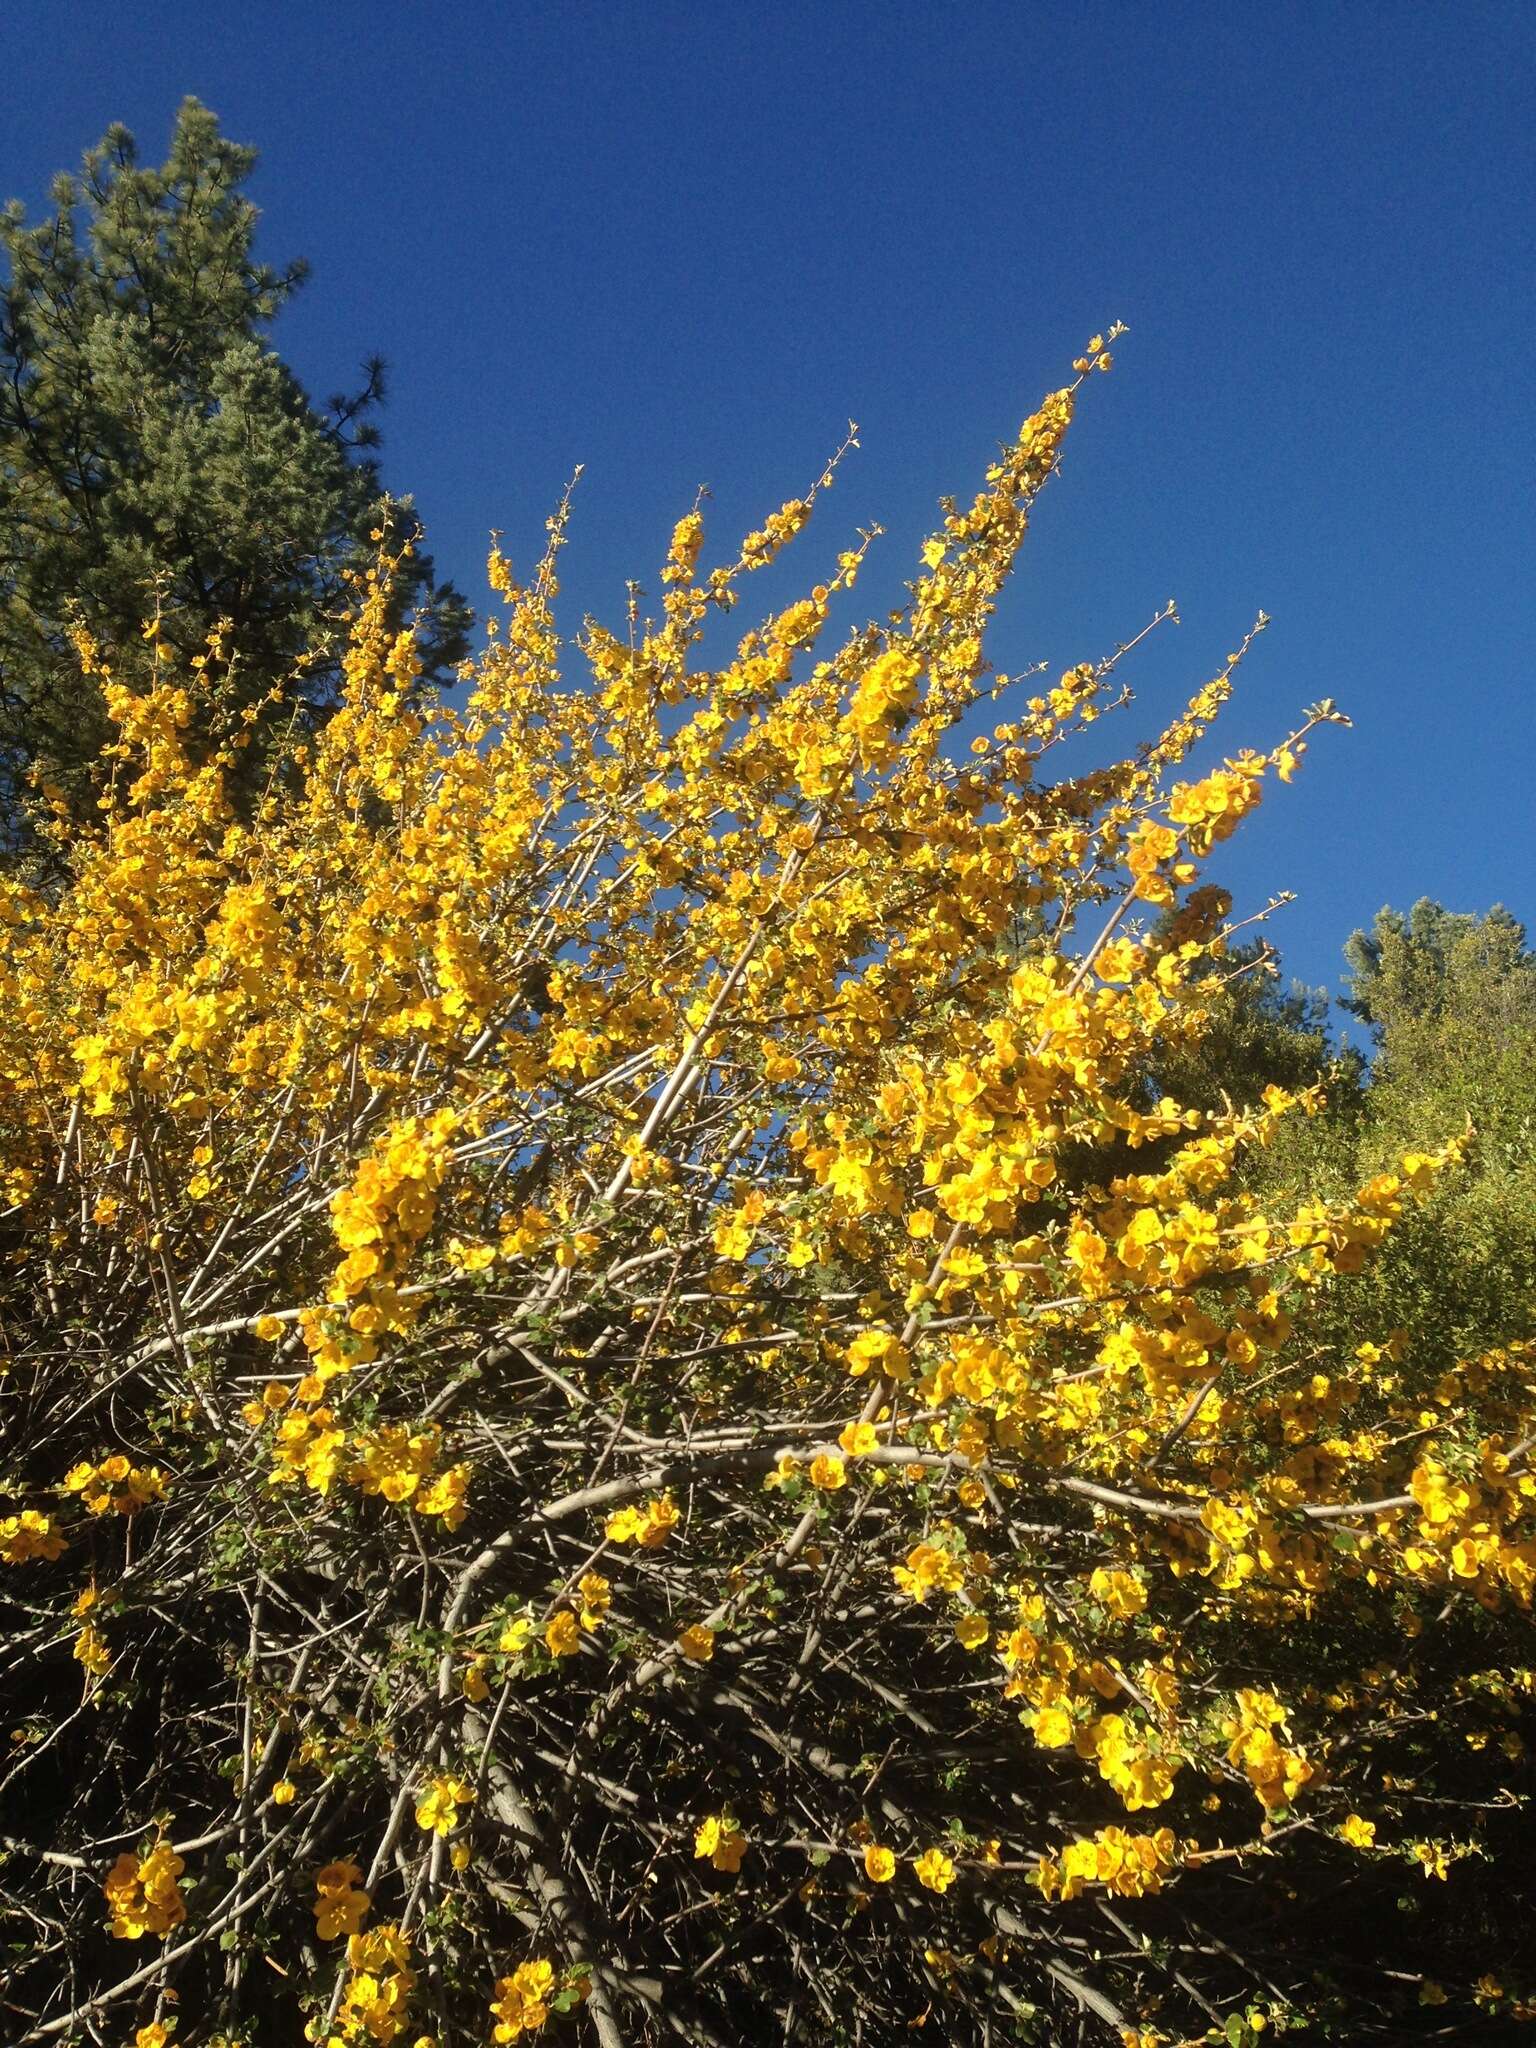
[
  {"xmin": 63, "ymin": 1456, "xmax": 168, "ymax": 1516},
  {"xmin": 1165, "ymin": 757, "xmax": 1265, "ymax": 853},
  {"xmin": 252, "ymin": 1399, "xmax": 469, "ymax": 1526},
  {"xmin": 0, "ymin": 1508, "xmax": 67, "ymax": 1561},
  {"xmin": 999, "ymin": 1584, "xmax": 1183, "ymax": 1812},
  {"xmin": 349, "ymin": 1424, "xmax": 472, "ymax": 1527},
  {"xmin": 1087, "ymin": 1567, "xmax": 1148, "ymax": 1620},
  {"xmin": 893, "ymin": 1540, "xmax": 967, "ymax": 1603},
  {"xmin": 73, "ymin": 1621, "xmax": 111, "ymax": 1679},
  {"xmin": 1034, "ymin": 1825, "xmax": 1179, "ymax": 1901},
  {"xmin": 1404, "ymin": 1445, "xmax": 1536, "ymax": 1606},
  {"xmin": 330, "ymin": 1114, "xmax": 458, "ymax": 1319},
  {"xmin": 846, "ymin": 647, "xmax": 923, "ymax": 768},
  {"xmin": 322, "ymin": 1924, "xmax": 416, "ymax": 2047},
  {"xmin": 103, "ymin": 1838, "xmax": 186, "ymax": 1939},
  {"xmin": 1074, "ymin": 1714, "xmax": 1179, "ymax": 1812},
  {"xmin": 605, "ymin": 1494, "xmax": 680, "ymax": 1547},
  {"xmin": 490, "ymin": 1958, "xmax": 588, "ymax": 2042},
  {"xmin": 1221, "ymin": 1690, "xmax": 1316, "ymax": 1813}
]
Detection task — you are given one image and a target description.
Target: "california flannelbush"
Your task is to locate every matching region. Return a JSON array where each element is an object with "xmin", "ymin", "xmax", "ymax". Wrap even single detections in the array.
[{"xmin": 1, "ymin": 338, "xmax": 1532, "ymax": 2046}]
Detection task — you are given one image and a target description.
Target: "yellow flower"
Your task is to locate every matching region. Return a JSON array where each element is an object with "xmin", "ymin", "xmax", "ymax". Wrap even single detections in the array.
[
  {"xmin": 678, "ymin": 1624, "xmax": 716, "ymax": 1663},
  {"xmin": 1088, "ymin": 1567, "xmax": 1148, "ymax": 1620},
  {"xmin": 606, "ymin": 1493, "xmax": 679, "ymax": 1548},
  {"xmin": 336, "ymin": 1923, "xmax": 416, "ymax": 2037},
  {"xmin": 313, "ymin": 1860, "xmax": 370, "ymax": 1942},
  {"xmin": 416, "ymin": 1463, "xmax": 472, "ymax": 1531},
  {"xmin": 272, "ymin": 1779, "xmax": 297, "ymax": 1806},
  {"xmin": 1338, "ymin": 1813, "xmax": 1375, "ymax": 1849},
  {"xmin": 953, "ymin": 1612, "xmax": 990, "ymax": 1651},
  {"xmin": 838, "ymin": 1421, "xmax": 879, "ymax": 1457},
  {"xmin": 0, "ymin": 1510, "xmax": 67, "ymax": 1563},
  {"xmin": 62, "ymin": 1457, "xmax": 167, "ymax": 1518},
  {"xmin": 913, "ymin": 1847, "xmax": 956, "ymax": 1893},
  {"xmin": 1032, "ymin": 1706, "xmax": 1075, "ymax": 1748},
  {"xmin": 847, "ymin": 1329, "xmax": 910, "ymax": 1381},
  {"xmin": 498, "ymin": 1613, "xmax": 534, "ymax": 1656},
  {"xmin": 577, "ymin": 1571, "xmax": 611, "ymax": 1628},
  {"xmin": 545, "ymin": 1610, "xmax": 582, "ymax": 1658},
  {"xmin": 490, "ymin": 1957, "xmax": 560, "ymax": 2041},
  {"xmin": 892, "ymin": 1542, "xmax": 965, "ymax": 1604},
  {"xmin": 808, "ymin": 1453, "xmax": 847, "ymax": 1491},
  {"xmin": 694, "ymin": 1814, "xmax": 748, "ymax": 1872},
  {"xmin": 414, "ymin": 1774, "xmax": 473, "ymax": 1836},
  {"xmin": 863, "ymin": 1844, "xmax": 897, "ymax": 1883},
  {"xmin": 73, "ymin": 1623, "xmax": 111, "ymax": 1679}
]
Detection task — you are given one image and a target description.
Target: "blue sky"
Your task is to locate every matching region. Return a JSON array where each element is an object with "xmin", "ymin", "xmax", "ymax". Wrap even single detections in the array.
[{"xmin": 6, "ymin": 2, "xmax": 1533, "ymax": 1010}]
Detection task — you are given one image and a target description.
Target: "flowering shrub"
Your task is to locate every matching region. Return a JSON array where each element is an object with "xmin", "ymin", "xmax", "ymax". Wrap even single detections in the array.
[{"xmin": 0, "ymin": 337, "xmax": 1531, "ymax": 2043}]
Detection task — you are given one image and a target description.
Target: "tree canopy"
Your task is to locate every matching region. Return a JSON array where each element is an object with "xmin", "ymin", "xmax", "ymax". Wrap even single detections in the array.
[
  {"xmin": 1345, "ymin": 898, "xmax": 1536, "ymax": 1038},
  {"xmin": 0, "ymin": 96, "xmax": 469, "ymax": 856},
  {"xmin": 1, "ymin": 340, "xmax": 1531, "ymax": 2047}
]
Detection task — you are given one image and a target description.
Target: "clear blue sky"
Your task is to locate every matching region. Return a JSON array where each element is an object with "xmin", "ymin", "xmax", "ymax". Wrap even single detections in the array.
[{"xmin": 6, "ymin": 2, "xmax": 1533, "ymax": 1008}]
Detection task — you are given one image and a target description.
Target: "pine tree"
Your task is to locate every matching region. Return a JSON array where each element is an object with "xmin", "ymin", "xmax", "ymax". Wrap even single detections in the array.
[
  {"xmin": 1344, "ymin": 896, "xmax": 1536, "ymax": 1039},
  {"xmin": 0, "ymin": 96, "xmax": 470, "ymax": 855}
]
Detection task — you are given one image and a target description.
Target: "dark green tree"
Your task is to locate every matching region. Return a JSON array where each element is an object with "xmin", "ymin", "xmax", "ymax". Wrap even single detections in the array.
[
  {"xmin": 1150, "ymin": 938, "xmax": 1360, "ymax": 1112},
  {"xmin": 0, "ymin": 96, "xmax": 470, "ymax": 854}
]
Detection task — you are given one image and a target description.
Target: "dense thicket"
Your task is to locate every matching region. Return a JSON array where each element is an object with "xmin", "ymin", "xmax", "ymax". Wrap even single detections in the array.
[{"xmin": 1, "ymin": 342, "xmax": 1531, "ymax": 2048}]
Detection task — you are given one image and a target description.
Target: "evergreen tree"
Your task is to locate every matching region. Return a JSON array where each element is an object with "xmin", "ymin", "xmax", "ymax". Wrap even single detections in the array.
[
  {"xmin": 1337, "ymin": 900, "xmax": 1536, "ymax": 1355},
  {"xmin": 1181, "ymin": 903, "xmax": 1536, "ymax": 1366},
  {"xmin": 1149, "ymin": 938, "xmax": 1359, "ymax": 1114},
  {"xmin": 0, "ymin": 96, "xmax": 470, "ymax": 854},
  {"xmin": 1126, "ymin": 903, "xmax": 1535, "ymax": 1364},
  {"xmin": 1344, "ymin": 896, "xmax": 1536, "ymax": 1041}
]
